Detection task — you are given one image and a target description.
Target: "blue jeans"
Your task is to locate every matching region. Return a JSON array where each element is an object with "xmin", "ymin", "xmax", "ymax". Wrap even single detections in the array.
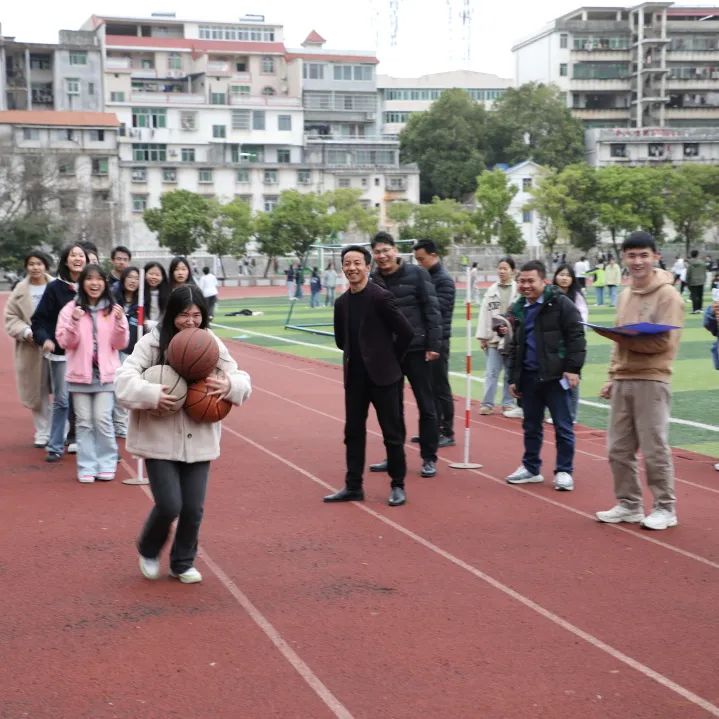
[
  {"xmin": 47, "ymin": 359, "xmax": 69, "ymax": 455},
  {"xmin": 607, "ymin": 285, "xmax": 617, "ymax": 307},
  {"xmin": 310, "ymin": 290, "xmax": 321, "ymax": 307},
  {"xmin": 73, "ymin": 391, "xmax": 118, "ymax": 478},
  {"xmin": 519, "ymin": 371, "xmax": 575, "ymax": 475},
  {"xmin": 482, "ymin": 347, "xmax": 513, "ymax": 408},
  {"xmin": 325, "ymin": 287, "xmax": 336, "ymax": 306},
  {"xmin": 595, "ymin": 286, "xmax": 605, "ymax": 305}
]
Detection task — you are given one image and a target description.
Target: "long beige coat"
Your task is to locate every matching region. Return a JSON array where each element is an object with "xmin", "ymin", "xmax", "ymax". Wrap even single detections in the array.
[{"xmin": 3, "ymin": 275, "xmax": 52, "ymax": 410}]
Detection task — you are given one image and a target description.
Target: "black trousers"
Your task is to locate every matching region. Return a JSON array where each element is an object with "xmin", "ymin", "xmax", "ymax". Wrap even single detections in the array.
[
  {"xmin": 689, "ymin": 284, "xmax": 703, "ymax": 312},
  {"xmin": 345, "ymin": 370, "xmax": 405, "ymax": 490},
  {"xmin": 402, "ymin": 350, "xmax": 439, "ymax": 462},
  {"xmin": 431, "ymin": 340, "xmax": 454, "ymax": 439},
  {"xmin": 138, "ymin": 459, "xmax": 210, "ymax": 573}
]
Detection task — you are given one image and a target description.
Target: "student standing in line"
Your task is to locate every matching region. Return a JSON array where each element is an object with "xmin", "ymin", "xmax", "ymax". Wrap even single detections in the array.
[
  {"xmin": 143, "ymin": 262, "xmax": 170, "ymax": 333},
  {"xmin": 322, "ymin": 262, "xmax": 338, "ymax": 306},
  {"xmin": 109, "ymin": 246, "xmax": 132, "ymax": 293},
  {"xmin": 169, "ymin": 256, "xmax": 196, "ymax": 290},
  {"xmin": 4, "ymin": 250, "xmax": 54, "ymax": 447},
  {"xmin": 573, "ymin": 255, "xmax": 590, "ymax": 290},
  {"xmin": 116, "ymin": 285, "xmax": 251, "ymax": 584},
  {"xmin": 309, "ymin": 267, "xmax": 322, "ymax": 308},
  {"xmin": 56, "ymin": 265, "xmax": 129, "ymax": 483},
  {"xmin": 595, "ymin": 231, "xmax": 685, "ymax": 530},
  {"xmin": 198, "ymin": 266, "xmax": 219, "ymax": 320},
  {"xmin": 604, "ymin": 256, "xmax": 622, "ymax": 307},
  {"xmin": 31, "ymin": 243, "xmax": 88, "ymax": 463}
]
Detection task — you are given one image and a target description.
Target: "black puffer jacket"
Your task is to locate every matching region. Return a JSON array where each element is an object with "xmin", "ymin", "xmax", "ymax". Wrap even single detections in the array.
[
  {"xmin": 372, "ymin": 260, "xmax": 442, "ymax": 353},
  {"xmin": 507, "ymin": 285, "xmax": 586, "ymax": 385},
  {"xmin": 30, "ymin": 278, "xmax": 77, "ymax": 357},
  {"xmin": 427, "ymin": 262, "xmax": 456, "ymax": 341}
]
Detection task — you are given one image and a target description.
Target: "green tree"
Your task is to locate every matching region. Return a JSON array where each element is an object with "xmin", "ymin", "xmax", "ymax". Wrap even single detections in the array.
[
  {"xmin": 487, "ymin": 83, "xmax": 585, "ymax": 170},
  {"xmin": 412, "ymin": 198, "xmax": 477, "ymax": 255},
  {"xmin": 253, "ymin": 210, "xmax": 292, "ymax": 277},
  {"xmin": 0, "ymin": 214, "xmax": 65, "ymax": 270},
  {"xmin": 143, "ymin": 189, "xmax": 212, "ymax": 256},
  {"xmin": 498, "ymin": 216, "xmax": 525, "ymax": 254},
  {"xmin": 324, "ymin": 188, "xmax": 378, "ymax": 238},
  {"xmin": 386, "ymin": 199, "xmax": 415, "ymax": 237},
  {"xmin": 524, "ymin": 168, "xmax": 568, "ymax": 261},
  {"xmin": 206, "ymin": 198, "xmax": 254, "ymax": 277},
  {"xmin": 400, "ymin": 88, "xmax": 488, "ymax": 202},
  {"xmin": 556, "ymin": 163, "xmax": 600, "ymax": 252},
  {"xmin": 473, "ymin": 169, "xmax": 523, "ymax": 252}
]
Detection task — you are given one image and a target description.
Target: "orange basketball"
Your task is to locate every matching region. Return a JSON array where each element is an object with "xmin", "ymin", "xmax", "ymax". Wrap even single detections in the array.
[
  {"xmin": 141, "ymin": 364, "xmax": 187, "ymax": 417},
  {"xmin": 184, "ymin": 378, "xmax": 232, "ymax": 423},
  {"xmin": 166, "ymin": 328, "xmax": 220, "ymax": 381}
]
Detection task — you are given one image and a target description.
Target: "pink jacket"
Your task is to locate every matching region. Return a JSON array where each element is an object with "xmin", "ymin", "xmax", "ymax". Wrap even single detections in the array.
[{"xmin": 56, "ymin": 300, "xmax": 129, "ymax": 385}]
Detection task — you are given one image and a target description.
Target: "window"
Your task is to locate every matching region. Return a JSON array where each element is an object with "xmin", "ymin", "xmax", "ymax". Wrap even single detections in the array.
[
  {"xmin": 263, "ymin": 195, "xmax": 279, "ymax": 212},
  {"xmin": 69, "ymin": 51, "xmax": 87, "ymax": 65},
  {"xmin": 684, "ymin": 143, "xmax": 699, "ymax": 157},
  {"xmin": 162, "ymin": 168, "xmax": 177, "ymax": 183},
  {"xmin": 560, "ymin": 33, "xmax": 568, "ymax": 49},
  {"xmin": 30, "ymin": 55, "xmax": 51, "ymax": 70},
  {"xmin": 262, "ymin": 86, "xmax": 276, "ymax": 96},
  {"xmin": 277, "ymin": 148, "xmax": 291, "ymax": 164},
  {"xmin": 22, "ymin": 128, "xmax": 40, "ymax": 140},
  {"xmin": 198, "ymin": 168, "xmax": 213, "ymax": 183},
  {"xmin": 278, "ymin": 114, "xmax": 292, "ymax": 131},
  {"xmin": 384, "ymin": 111, "xmax": 411, "ymax": 124},
  {"xmin": 236, "ymin": 194, "xmax": 252, "ymax": 205},
  {"xmin": 559, "ymin": 63, "xmax": 568, "ymax": 77},
  {"xmin": 522, "ymin": 177, "xmax": 532, "ymax": 191},
  {"xmin": 88, "ymin": 83, "xmax": 95, "ymax": 96},
  {"xmin": 263, "ymin": 169, "xmax": 278, "ymax": 184},
  {"xmin": 131, "ymin": 167, "xmax": 147, "ymax": 182},
  {"xmin": 181, "ymin": 148, "xmax": 195, "ymax": 162},
  {"xmin": 303, "ymin": 63, "xmax": 325, "ymax": 80},
  {"xmin": 387, "ymin": 176, "xmax": 406, "ymax": 191},
  {"xmin": 91, "ymin": 158, "xmax": 109, "ymax": 176},
  {"xmin": 252, "ymin": 111, "xmax": 266, "ymax": 130},
  {"xmin": 231, "ymin": 84, "xmax": 250, "ymax": 96},
  {"xmin": 132, "ymin": 107, "xmax": 167, "ymax": 129},
  {"xmin": 141, "ymin": 58, "xmax": 154, "ymax": 69},
  {"xmin": 297, "ymin": 170, "xmax": 311, "ymax": 185},
  {"xmin": 212, "ymin": 125, "xmax": 226, "ymax": 139},
  {"xmin": 132, "ymin": 143, "xmax": 167, "ymax": 161},
  {"xmin": 89, "ymin": 129, "xmax": 105, "ymax": 142},
  {"xmin": 648, "ymin": 142, "xmax": 665, "ymax": 158},
  {"xmin": 110, "ymin": 91, "xmax": 125, "ymax": 102},
  {"xmin": 235, "ymin": 58, "xmax": 248, "ymax": 72},
  {"xmin": 58, "ymin": 158, "xmax": 75, "ymax": 176},
  {"xmin": 210, "ymin": 92, "xmax": 227, "ymax": 105},
  {"xmin": 168, "ymin": 53, "xmax": 182, "ymax": 70},
  {"xmin": 261, "ymin": 56, "xmax": 275, "ymax": 74},
  {"xmin": 522, "ymin": 210, "xmax": 532, "ymax": 223},
  {"xmin": 361, "ymin": 177, "xmax": 368, "ymax": 187},
  {"xmin": 232, "ymin": 110, "xmax": 250, "ymax": 130},
  {"xmin": 233, "ymin": 144, "xmax": 263, "ymax": 163},
  {"xmin": 66, "ymin": 78, "xmax": 80, "ymax": 95},
  {"xmin": 58, "ymin": 129, "xmax": 76, "ymax": 142},
  {"xmin": 236, "ymin": 168, "xmax": 250, "ymax": 183},
  {"xmin": 180, "ymin": 111, "xmax": 197, "ymax": 131},
  {"xmin": 59, "ymin": 192, "xmax": 76, "ymax": 210},
  {"xmin": 610, "ymin": 143, "xmax": 627, "ymax": 158},
  {"xmin": 333, "ymin": 64, "xmax": 372, "ymax": 81},
  {"xmin": 132, "ymin": 195, "xmax": 148, "ymax": 213},
  {"xmin": 338, "ymin": 178, "xmax": 351, "ymax": 188},
  {"xmin": 374, "ymin": 177, "xmax": 381, "ymax": 186}
]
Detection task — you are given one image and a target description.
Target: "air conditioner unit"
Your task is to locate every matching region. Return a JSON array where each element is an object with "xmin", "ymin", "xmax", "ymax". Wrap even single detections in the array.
[{"xmin": 168, "ymin": 149, "xmax": 178, "ymax": 158}]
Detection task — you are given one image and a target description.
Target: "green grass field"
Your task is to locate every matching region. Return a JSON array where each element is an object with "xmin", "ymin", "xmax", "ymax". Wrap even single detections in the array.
[{"xmin": 211, "ymin": 289, "xmax": 719, "ymax": 459}]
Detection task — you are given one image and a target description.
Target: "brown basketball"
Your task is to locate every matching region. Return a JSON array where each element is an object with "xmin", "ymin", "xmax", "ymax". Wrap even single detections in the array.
[
  {"xmin": 166, "ymin": 328, "xmax": 220, "ymax": 381},
  {"xmin": 142, "ymin": 364, "xmax": 188, "ymax": 417},
  {"xmin": 184, "ymin": 378, "xmax": 232, "ymax": 423}
]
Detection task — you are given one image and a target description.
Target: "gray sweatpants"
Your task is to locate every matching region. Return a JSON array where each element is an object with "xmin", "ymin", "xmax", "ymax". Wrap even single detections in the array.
[{"xmin": 607, "ymin": 379, "xmax": 676, "ymax": 512}]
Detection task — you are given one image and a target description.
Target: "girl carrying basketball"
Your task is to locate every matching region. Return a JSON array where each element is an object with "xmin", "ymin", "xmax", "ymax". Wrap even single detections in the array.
[
  {"xmin": 56, "ymin": 265, "xmax": 129, "ymax": 483},
  {"xmin": 115, "ymin": 285, "xmax": 251, "ymax": 584}
]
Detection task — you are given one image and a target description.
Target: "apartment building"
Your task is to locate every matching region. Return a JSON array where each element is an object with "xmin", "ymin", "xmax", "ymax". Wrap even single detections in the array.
[
  {"xmin": 0, "ymin": 110, "xmax": 121, "ymax": 255},
  {"xmin": 512, "ymin": 3, "xmax": 719, "ymax": 129},
  {"xmin": 0, "ymin": 27, "xmax": 103, "ymax": 112},
  {"xmin": 377, "ymin": 70, "xmax": 512, "ymax": 135},
  {"xmin": 504, "ymin": 160, "xmax": 544, "ymax": 257}
]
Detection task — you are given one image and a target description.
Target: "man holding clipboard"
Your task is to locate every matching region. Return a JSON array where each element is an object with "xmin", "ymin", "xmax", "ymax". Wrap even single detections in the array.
[{"xmin": 594, "ymin": 231, "xmax": 685, "ymax": 530}]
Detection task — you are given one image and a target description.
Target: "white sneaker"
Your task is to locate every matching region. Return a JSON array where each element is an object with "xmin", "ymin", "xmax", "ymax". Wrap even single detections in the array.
[
  {"xmin": 553, "ymin": 472, "xmax": 574, "ymax": 491},
  {"xmin": 502, "ymin": 407, "xmax": 524, "ymax": 419},
  {"xmin": 595, "ymin": 505, "xmax": 645, "ymax": 524},
  {"xmin": 641, "ymin": 507, "xmax": 678, "ymax": 530},
  {"xmin": 714, "ymin": 463, "xmax": 719, "ymax": 471},
  {"xmin": 505, "ymin": 465, "xmax": 544, "ymax": 484},
  {"xmin": 67, "ymin": 442, "xmax": 78, "ymax": 454},
  {"xmin": 169, "ymin": 567, "xmax": 203, "ymax": 584},
  {"xmin": 545, "ymin": 416, "xmax": 554, "ymax": 424},
  {"xmin": 139, "ymin": 555, "xmax": 161, "ymax": 580}
]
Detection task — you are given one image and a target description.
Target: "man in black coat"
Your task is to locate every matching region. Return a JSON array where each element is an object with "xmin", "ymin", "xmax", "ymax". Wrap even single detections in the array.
[
  {"xmin": 324, "ymin": 245, "xmax": 415, "ymax": 507},
  {"xmin": 368, "ymin": 231, "xmax": 443, "ymax": 478},
  {"xmin": 413, "ymin": 239, "xmax": 456, "ymax": 447},
  {"xmin": 505, "ymin": 260, "xmax": 586, "ymax": 492}
]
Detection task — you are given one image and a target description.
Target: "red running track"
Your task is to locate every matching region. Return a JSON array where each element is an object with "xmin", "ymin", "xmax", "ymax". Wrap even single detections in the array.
[{"xmin": 1, "ymin": 323, "xmax": 718, "ymax": 718}]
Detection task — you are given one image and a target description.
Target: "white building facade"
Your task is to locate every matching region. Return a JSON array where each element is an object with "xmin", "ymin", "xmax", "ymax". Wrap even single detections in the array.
[{"xmin": 504, "ymin": 160, "xmax": 544, "ymax": 258}]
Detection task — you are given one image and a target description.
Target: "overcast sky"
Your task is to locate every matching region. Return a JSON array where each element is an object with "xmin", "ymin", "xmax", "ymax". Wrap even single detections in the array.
[{"xmin": 1, "ymin": 0, "xmax": 631, "ymax": 79}]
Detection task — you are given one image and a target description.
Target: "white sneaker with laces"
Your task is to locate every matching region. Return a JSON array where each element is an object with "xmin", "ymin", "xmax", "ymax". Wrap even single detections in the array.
[
  {"xmin": 553, "ymin": 472, "xmax": 574, "ymax": 491},
  {"xmin": 67, "ymin": 442, "xmax": 78, "ymax": 454},
  {"xmin": 139, "ymin": 555, "xmax": 161, "ymax": 580},
  {"xmin": 502, "ymin": 407, "xmax": 524, "ymax": 419},
  {"xmin": 170, "ymin": 567, "xmax": 203, "ymax": 584},
  {"xmin": 595, "ymin": 505, "xmax": 645, "ymax": 524},
  {"xmin": 714, "ymin": 463, "xmax": 719, "ymax": 471},
  {"xmin": 641, "ymin": 507, "xmax": 678, "ymax": 530},
  {"xmin": 505, "ymin": 465, "xmax": 544, "ymax": 484}
]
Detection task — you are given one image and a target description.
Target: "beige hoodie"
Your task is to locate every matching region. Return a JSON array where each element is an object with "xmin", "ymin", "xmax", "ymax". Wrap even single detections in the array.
[{"xmin": 608, "ymin": 269, "xmax": 684, "ymax": 383}]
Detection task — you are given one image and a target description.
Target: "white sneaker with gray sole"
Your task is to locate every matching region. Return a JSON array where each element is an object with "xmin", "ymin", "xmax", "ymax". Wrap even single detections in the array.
[
  {"xmin": 553, "ymin": 472, "xmax": 574, "ymax": 491},
  {"xmin": 169, "ymin": 567, "xmax": 203, "ymax": 584},
  {"xmin": 505, "ymin": 465, "xmax": 544, "ymax": 484},
  {"xmin": 595, "ymin": 505, "xmax": 644, "ymax": 524},
  {"xmin": 641, "ymin": 508, "xmax": 678, "ymax": 531}
]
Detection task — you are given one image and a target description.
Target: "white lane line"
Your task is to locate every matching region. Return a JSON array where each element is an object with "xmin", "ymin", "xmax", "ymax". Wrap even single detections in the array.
[
  {"xmin": 133, "ymin": 483, "xmax": 355, "ymax": 719},
  {"xmin": 220, "ymin": 424, "xmax": 719, "ymax": 718},
  {"xmin": 216, "ymin": 323, "xmax": 719, "ymax": 434},
  {"xmin": 248, "ymin": 383, "xmax": 719, "ymax": 572}
]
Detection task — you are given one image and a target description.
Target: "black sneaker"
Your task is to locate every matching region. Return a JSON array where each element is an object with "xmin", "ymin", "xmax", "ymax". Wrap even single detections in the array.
[
  {"xmin": 421, "ymin": 460, "xmax": 437, "ymax": 478},
  {"xmin": 438, "ymin": 435, "xmax": 456, "ymax": 448},
  {"xmin": 45, "ymin": 452, "xmax": 62, "ymax": 463}
]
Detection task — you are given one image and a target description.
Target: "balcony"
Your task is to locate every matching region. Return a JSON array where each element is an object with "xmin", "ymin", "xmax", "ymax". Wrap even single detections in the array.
[
  {"xmin": 668, "ymin": 50, "xmax": 719, "ymax": 63},
  {"xmin": 206, "ymin": 61, "xmax": 232, "ymax": 76},
  {"xmin": 570, "ymin": 78, "xmax": 631, "ymax": 91},
  {"xmin": 229, "ymin": 95, "xmax": 301, "ymax": 108},
  {"xmin": 572, "ymin": 108, "xmax": 630, "ymax": 120},
  {"xmin": 304, "ymin": 133, "xmax": 399, "ymax": 145},
  {"xmin": 106, "ymin": 56, "xmax": 132, "ymax": 72},
  {"xmin": 130, "ymin": 91, "xmax": 205, "ymax": 104},
  {"xmin": 572, "ymin": 49, "xmax": 631, "ymax": 62}
]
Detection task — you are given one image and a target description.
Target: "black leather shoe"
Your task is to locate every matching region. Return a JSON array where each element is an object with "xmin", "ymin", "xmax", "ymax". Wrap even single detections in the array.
[
  {"xmin": 323, "ymin": 488, "xmax": 364, "ymax": 503},
  {"xmin": 388, "ymin": 487, "xmax": 406, "ymax": 506},
  {"xmin": 421, "ymin": 460, "xmax": 437, "ymax": 478},
  {"xmin": 369, "ymin": 460, "xmax": 388, "ymax": 473},
  {"xmin": 438, "ymin": 435, "xmax": 456, "ymax": 448},
  {"xmin": 410, "ymin": 435, "xmax": 420, "ymax": 443}
]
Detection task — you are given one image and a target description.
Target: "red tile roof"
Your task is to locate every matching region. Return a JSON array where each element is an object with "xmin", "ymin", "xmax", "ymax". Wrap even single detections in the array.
[
  {"xmin": 303, "ymin": 30, "xmax": 326, "ymax": 45},
  {"xmin": 0, "ymin": 111, "xmax": 121, "ymax": 127},
  {"xmin": 105, "ymin": 34, "xmax": 287, "ymax": 55}
]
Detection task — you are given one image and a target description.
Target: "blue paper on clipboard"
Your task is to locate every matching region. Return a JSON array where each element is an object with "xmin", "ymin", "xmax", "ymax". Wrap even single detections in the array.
[{"xmin": 582, "ymin": 322, "xmax": 680, "ymax": 336}]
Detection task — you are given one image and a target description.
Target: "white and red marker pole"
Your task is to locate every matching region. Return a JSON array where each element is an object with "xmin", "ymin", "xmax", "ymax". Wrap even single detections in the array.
[
  {"xmin": 449, "ymin": 265, "xmax": 482, "ymax": 470},
  {"xmin": 123, "ymin": 266, "xmax": 149, "ymax": 485}
]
